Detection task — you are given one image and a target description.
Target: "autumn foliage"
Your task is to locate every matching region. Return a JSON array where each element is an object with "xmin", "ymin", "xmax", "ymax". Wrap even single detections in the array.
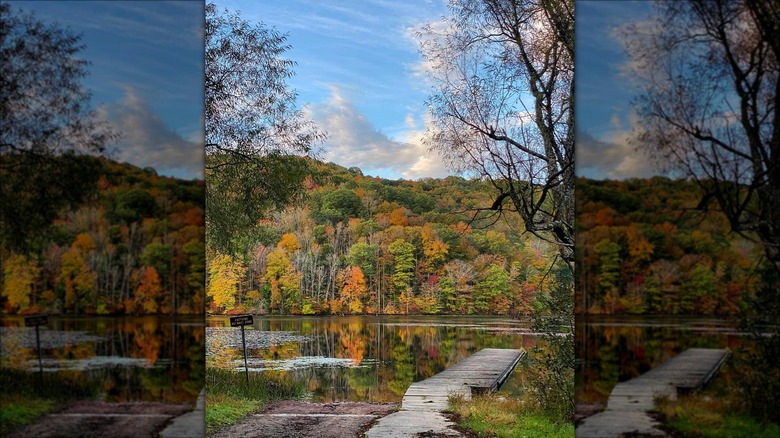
[
  {"xmin": 206, "ymin": 161, "xmax": 563, "ymax": 316},
  {"xmin": 577, "ymin": 177, "xmax": 761, "ymax": 315},
  {"xmin": 0, "ymin": 158, "xmax": 205, "ymax": 315}
]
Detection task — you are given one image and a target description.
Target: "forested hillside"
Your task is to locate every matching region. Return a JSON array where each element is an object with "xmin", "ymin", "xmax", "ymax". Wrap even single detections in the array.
[
  {"xmin": 576, "ymin": 177, "xmax": 761, "ymax": 315},
  {"xmin": 0, "ymin": 157, "xmax": 205, "ymax": 315},
  {"xmin": 206, "ymin": 161, "xmax": 563, "ymax": 315}
]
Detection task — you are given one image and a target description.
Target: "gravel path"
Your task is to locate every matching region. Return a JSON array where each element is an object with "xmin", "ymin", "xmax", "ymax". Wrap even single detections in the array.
[{"xmin": 211, "ymin": 401, "xmax": 398, "ymax": 438}]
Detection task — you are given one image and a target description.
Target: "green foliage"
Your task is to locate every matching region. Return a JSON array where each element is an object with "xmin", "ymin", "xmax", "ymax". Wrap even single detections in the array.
[
  {"xmin": 388, "ymin": 239, "xmax": 416, "ymax": 294},
  {"xmin": 736, "ymin": 263, "xmax": 780, "ymax": 424},
  {"xmin": 0, "ymin": 155, "xmax": 103, "ymax": 251},
  {"xmin": 474, "ymin": 264, "xmax": 510, "ymax": 312},
  {"xmin": 347, "ymin": 242, "xmax": 378, "ymax": 278},
  {"xmin": 0, "ymin": 396, "xmax": 56, "ymax": 436},
  {"xmin": 322, "ymin": 188, "xmax": 362, "ymax": 219},
  {"xmin": 141, "ymin": 242, "xmax": 173, "ymax": 277},
  {"xmin": 108, "ymin": 189, "xmax": 157, "ymax": 223},
  {"xmin": 655, "ymin": 393, "xmax": 780, "ymax": 438},
  {"xmin": 206, "ymin": 154, "xmax": 311, "ymax": 255}
]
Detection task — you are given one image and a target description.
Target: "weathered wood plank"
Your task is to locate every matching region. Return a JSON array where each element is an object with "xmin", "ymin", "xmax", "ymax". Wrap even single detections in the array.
[
  {"xmin": 576, "ymin": 348, "xmax": 730, "ymax": 437},
  {"xmin": 400, "ymin": 348, "xmax": 524, "ymax": 411},
  {"xmin": 367, "ymin": 348, "xmax": 524, "ymax": 438}
]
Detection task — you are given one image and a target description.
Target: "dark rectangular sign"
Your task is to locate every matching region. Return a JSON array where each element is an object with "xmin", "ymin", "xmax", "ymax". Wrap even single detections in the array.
[
  {"xmin": 24, "ymin": 315, "xmax": 48, "ymax": 327},
  {"xmin": 229, "ymin": 315, "xmax": 253, "ymax": 327}
]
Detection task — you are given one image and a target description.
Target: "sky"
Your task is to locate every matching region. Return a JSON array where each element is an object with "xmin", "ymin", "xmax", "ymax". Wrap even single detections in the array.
[
  {"xmin": 576, "ymin": 0, "xmax": 661, "ymax": 180},
  {"xmin": 214, "ymin": 0, "xmax": 454, "ymax": 180},
  {"xmin": 8, "ymin": 1, "xmax": 204, "ymax": 180}
]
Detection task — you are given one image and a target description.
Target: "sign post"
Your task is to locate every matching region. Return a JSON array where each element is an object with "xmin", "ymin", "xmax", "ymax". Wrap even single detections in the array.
[
  {"xmin": 25, "ymin": 314, "xmax": 48, "ymax": 376},
  {"xmin": 229, "ymin": 315, "xmax": 254, "ymax": 384}
]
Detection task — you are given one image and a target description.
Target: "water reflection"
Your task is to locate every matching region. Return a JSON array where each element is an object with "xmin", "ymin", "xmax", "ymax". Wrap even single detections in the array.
[
  {"xmin": 576, "ymin": 315, "xmax": 744, "ymax": 404},
  {"xmin": 0, "ymin": 316, "xmax": 204, "ymax": 403},
  {"xmin": 206, "ymin": 315, "xmax": 534, "ymax": 402}
]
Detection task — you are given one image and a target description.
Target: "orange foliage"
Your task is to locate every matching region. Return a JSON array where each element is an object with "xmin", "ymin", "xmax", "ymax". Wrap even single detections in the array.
[{"xmin": 388, "ymin": 208, "xmax": 408, "ymax": 226}]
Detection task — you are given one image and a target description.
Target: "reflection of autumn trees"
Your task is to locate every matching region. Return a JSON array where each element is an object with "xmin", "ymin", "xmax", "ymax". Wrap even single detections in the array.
[
  {"xmin": 207, "ymin": 316, "xmax": 531, "ymax": 402},
  {"xmin": 0, "ymin": 317, "xmax": 203, "ymax": 403},
  {"xmin": 339, "ymin": 322, "xmax": 366, "ymax": 365}
]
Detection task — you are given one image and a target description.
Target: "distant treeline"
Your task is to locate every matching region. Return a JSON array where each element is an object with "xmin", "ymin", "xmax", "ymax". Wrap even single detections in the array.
[
  {"xmin": 576, "ymin": 177, "xmax": 761, "ymax": 315},
  {"xmin": 0, "ymin": 156, "xmax": 205, "ymax": 315},
  {"xmin": 207, "ymin": 161, "xmax": 565, "ymax": 316}
]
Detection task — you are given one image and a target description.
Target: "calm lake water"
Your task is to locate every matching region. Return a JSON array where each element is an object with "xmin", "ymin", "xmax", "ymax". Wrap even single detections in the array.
[
  {"xmin": 206, "ymin": 315, "xmax": 536, "ymax": 402},
  {"xmin": 0, "ymin": 316, "xmax": 204, "ymax": 404},
  {"xmin": 576, "ymin": 315, "xmax": 744, "ymax": 404}
]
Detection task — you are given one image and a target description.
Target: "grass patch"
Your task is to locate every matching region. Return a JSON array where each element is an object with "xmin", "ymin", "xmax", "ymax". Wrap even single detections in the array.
[
  {"xmin": 0, "ymin": 367, "xmax": 100, "ymax": 435},
  {"xmin": 449, "ymin": 394, "xmax": 574, "ymax": 438},
  {"xmin": 655, "ymin": 394, "xmax": 780, "ymax": 438},
  {"xmin": 205, "ymin": 368, "xmax": 305, "ymax": 436},
  {"xmin": 0, "ymin": 395, "xmax": 57, "ymax": 436}
]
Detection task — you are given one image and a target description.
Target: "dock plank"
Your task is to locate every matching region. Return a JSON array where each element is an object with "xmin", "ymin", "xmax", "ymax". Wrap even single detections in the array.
[
  {"xmin": 400, "ymin": 348, "xmax": 524, "ymax": 411},
  {"xmin": 367, "ymin": 348, "xmax": 524, "ymax": 437},
  {"xmin": 577, "ymin": 348, "xmax": 730, "ymax": 437}
]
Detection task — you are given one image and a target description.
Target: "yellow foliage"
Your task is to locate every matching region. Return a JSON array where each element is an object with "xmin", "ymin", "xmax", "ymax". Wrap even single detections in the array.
[
  {"xmin": 2, "ymin": 254, "xmax": 39, "ymax": 312},
  {"xmin": 278, "ymin": 233, "xmax": 301, "ymax": 252}
]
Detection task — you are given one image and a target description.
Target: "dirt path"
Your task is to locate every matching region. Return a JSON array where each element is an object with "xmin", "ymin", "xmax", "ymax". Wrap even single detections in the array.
[
  {"xmin": 7, "ymin": 401, "xmax": 192, "ymax": 438},
  {"xmin": 211, "ymin": 401, "xmax": 398, "ymax": 438}
]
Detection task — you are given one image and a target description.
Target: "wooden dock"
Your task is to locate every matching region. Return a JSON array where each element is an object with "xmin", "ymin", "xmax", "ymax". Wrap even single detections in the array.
[
  {"xmin": 367, "ymin": 348, "xmax": 524, "ymax": 437},
  {"xmin": 402, "ymin": 348, "xmax": 524, "ymax": 411},
  {"xmin": 577, "ymin": 348, "xmax": 730, "ymax": 437}
]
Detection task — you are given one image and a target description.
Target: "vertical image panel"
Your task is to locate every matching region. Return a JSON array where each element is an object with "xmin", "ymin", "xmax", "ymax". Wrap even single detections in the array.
[
  {"xmin": 0, "ymin": 1, "xmax": 205, "ymax": 437},
  {"xmin": 204, "ymin": 0, "xmax": 573, "ymax": 437},
  {"xmin": 575, "ymin": 1, "xmax": 779, "ymax": 436}
]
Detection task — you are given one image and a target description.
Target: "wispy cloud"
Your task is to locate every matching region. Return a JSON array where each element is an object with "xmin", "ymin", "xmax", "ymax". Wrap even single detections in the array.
[
  {"xmin": 102, "ymin": 86, "xmax": 203, "ymax": 179},
  {"xmin": 307, "ymin": 86, "xmax": 450, "ymax": 179}
]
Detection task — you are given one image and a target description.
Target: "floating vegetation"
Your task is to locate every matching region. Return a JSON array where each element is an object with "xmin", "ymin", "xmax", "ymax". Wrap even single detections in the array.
[
  {"xmin": 0, "ymin": 327, "xmax": 107, "ymax": 350},
  {"xmin": 25, "ymin": 356, "xmax": 155, "ymax": 372},
  {"xmin": 235, "ymin": 356, "xmax": 373, "ymax": 371},
  {"xmin": 205, "ymin": 327, "xmax": 312, "ymax": 357}
]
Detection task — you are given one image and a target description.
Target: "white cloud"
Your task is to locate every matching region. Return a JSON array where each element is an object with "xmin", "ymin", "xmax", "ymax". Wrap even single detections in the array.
[
  {"xmin": 307, "ymin": 86, "xmax": 450, "ymax": 179},
  {"xmin": 577, "ymin": 126, "xmax": 658, "ymax": 180},
  {"xmin": 405, "ymin": 113, "xmax": 417, "ymax": 130},
  {"xmin": 102, "ymin": 86, "xmax": 203, "ymax": 179}
]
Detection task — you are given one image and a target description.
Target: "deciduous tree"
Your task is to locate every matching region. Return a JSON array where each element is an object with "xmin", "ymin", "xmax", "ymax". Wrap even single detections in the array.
[
  {"xmin": 1, "ymin": 3, "xmax": 116, "ymax": 250},
  {"xmin": 205, "ymin": 2, "xmax": 324, "ymax": 254},
  {"xmin": 622, "ymin": 0, "xmax": 780, "ymax": 266},
  {"xmin": 418, "ymin": 0, "xmax": 574, "ymax": 266}
]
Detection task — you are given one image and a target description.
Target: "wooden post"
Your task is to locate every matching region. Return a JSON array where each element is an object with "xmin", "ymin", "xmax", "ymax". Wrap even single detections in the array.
[
  {"xmin": 25, "ymin": 315, "xmax": 48, "ymax": 378},
  {"xmin": 229, "ymin": 315, "xmax": 254, "ymax": 385},
  {"xmin": 35, "ymin": 324, "xmax": 43, "ymax": 376},
  {"xmin": 241, "ymin": 324, "xmax": 248, "ymax": 384}
]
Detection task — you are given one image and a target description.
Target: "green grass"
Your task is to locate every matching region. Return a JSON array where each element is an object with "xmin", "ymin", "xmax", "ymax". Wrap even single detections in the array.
[
  {"xmin": 0, "ymin": 395, "xmax": 57, "ymax": 436},
  {"xmin": 0, "ymin": 367, "xmax": 101, "ymax": 435},
  {"xmin": 205, "ymin": 368, "xmax": 306, "ymax": 436},
  {"xmin": 656, "ymin": 394, "xmax": 780, "ymax": 438},
  {"xmin": 449, "ymin": 394, "xmax": 574, "ymax": 438}
]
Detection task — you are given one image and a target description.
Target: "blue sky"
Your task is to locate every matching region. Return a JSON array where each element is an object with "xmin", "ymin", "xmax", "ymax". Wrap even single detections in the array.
[
  {"xmin": 214, "ymin": 0, "xmax": 454, "ymax": 180},
  {"xmin": 576, "ymin": 0, "xmax": 661, "ymax": 180},
  {"xmin": 7, "ymin": 1, "xmax": 204, "ymax": 179}
]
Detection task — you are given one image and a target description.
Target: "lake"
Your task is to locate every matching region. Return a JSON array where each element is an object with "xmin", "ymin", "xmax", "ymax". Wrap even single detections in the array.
[
  {"xmin": 576, "ymin": 315, "xmax": 745, "ymax": 405},
  {"xmin": 206, "ymin": 315, "xmax": 536, "ymax": 402},
  {"xmin": 0, "ymin": 316, "xmax": 204, "ymax": 404}
]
